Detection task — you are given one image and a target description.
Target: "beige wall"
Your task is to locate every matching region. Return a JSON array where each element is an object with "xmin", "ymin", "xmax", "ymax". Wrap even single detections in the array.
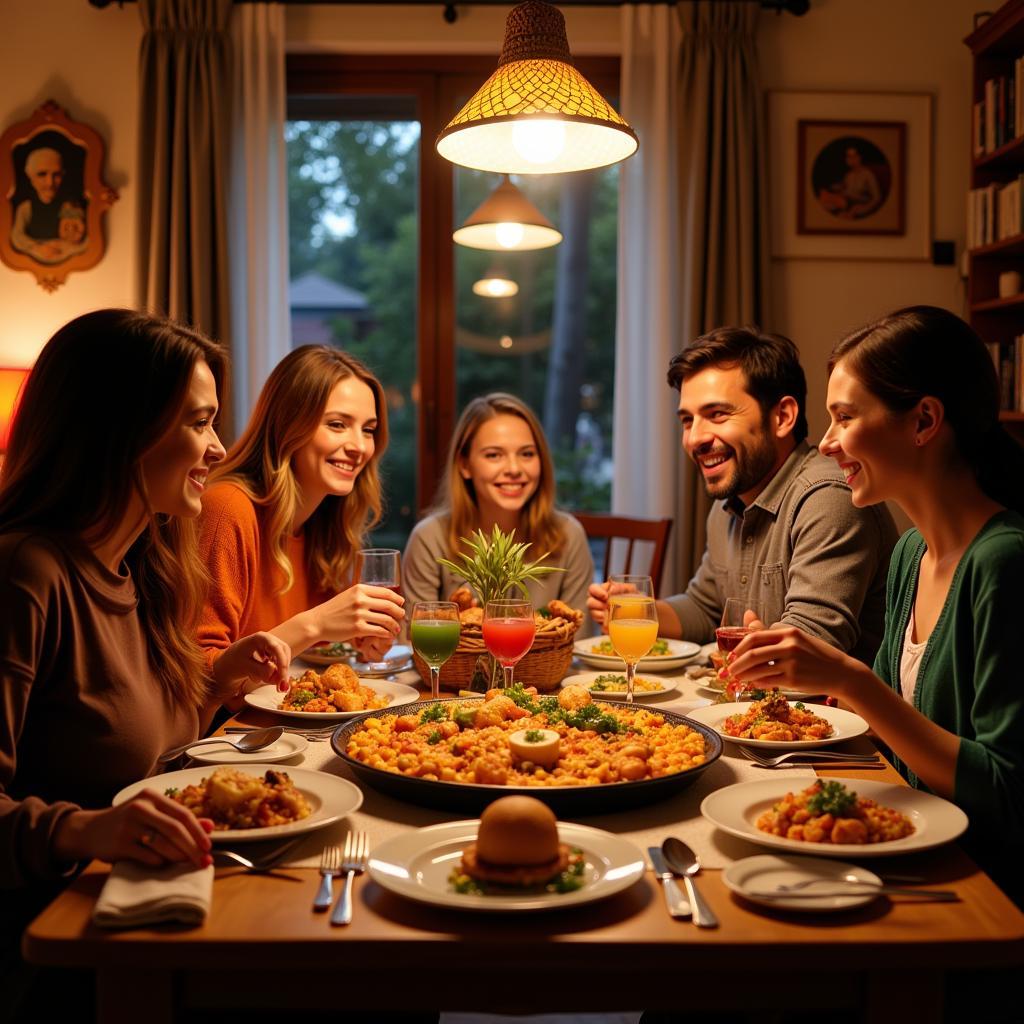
[
  {"xmin": 0, "ymin": 0, "xmax": 140, "ymax": 367},
  {"xmin": 758, "ymin": 0, "xmax": 979, "ymax": 443}
]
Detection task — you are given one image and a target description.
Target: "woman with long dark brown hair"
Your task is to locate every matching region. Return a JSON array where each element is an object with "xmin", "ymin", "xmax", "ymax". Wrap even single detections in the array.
[
  {"xmin": 727, "ymin": 305, "xmax": 1024, "ymax": 903},
  {"xmin": 402, "ymin": 392, "xmax": 593, "ymax": 612},
  {"xmin": 197, "ymin": 345, "xmax": 403, "ymax": 665},
  {"xmin": 0, "ymin": 310, "xmax": 290, "ymax": 892}
]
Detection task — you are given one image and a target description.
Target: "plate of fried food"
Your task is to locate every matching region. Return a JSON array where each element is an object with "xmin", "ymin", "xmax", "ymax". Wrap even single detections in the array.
[
  {"xmin": 334, "ymin": 682, "xmax": 722, "ymax": 814},
  {"xmin": 559, "ymin": 671, "xmax": 678, "ymax": 701},
  {"xmin": 701, "ymin": 778, "xmax": 968, "ymax": 858},
  {"xmin": 573, "ymin": 636, "xmax": 701, "ymax": 672},
  {"xmin": 245, "ymin": 662, "xmax": 419, "ymax": 720},
  {"xmin": 113, "ymin": 765, "xmax": 363, "ymax": 842},
  {"xmin": 368, "ymin": 795, "xmax": 645, "ymax": 911},
  {"xmin": 686, "ymin": 692, "xmax": 868, "ymax": 748}
]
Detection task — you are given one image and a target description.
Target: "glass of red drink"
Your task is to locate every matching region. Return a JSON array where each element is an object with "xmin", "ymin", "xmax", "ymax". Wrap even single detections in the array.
[
  {"xmin": 716, "ymin": 599, "xmax": 758, "ymax": 699},
  {"xmin": 482, "ymin": 600, "xmax": 536, "ymax": 690}
]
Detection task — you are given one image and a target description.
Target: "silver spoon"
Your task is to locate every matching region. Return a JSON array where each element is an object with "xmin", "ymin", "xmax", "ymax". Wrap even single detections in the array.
[
  {"xmin": 661, "ymin": 837, "xmax": 718, "ymax": 928},
  {"xmin": 158, "ymin": 726, "xmax": 284, "ymax": 764}
]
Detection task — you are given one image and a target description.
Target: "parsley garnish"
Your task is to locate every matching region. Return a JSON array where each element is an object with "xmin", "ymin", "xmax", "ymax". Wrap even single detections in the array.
[{"xmin": 806, "ymin": 781, "xmax": 857, "ymax": 817}]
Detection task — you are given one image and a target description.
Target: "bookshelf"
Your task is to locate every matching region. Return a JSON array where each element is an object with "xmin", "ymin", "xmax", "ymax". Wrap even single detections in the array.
[{"xmin": 966, "ymin": 0, "xmax": 1024, "ymax": 425}]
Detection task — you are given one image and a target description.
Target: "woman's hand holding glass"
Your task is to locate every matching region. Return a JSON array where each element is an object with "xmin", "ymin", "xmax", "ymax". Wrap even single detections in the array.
[
  {"xmin": 411, "ymin": 601, "xmax": 461, "ymax": 699},
  {"xmin": 607, "ymin": 594, "xmax": 658, "ymax": 704},
  {"xmin": 312, "ymin": 582, "xmax": 405, "ymax": 646},
  {"xmin": 726, "ymin": 624, "xmax": 860, "ymax": 699}
]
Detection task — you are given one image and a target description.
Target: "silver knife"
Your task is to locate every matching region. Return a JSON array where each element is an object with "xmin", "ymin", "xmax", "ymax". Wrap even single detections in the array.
[{"xmin": 648, "ymin": 847, "xmax": 691, "ymax": 919}]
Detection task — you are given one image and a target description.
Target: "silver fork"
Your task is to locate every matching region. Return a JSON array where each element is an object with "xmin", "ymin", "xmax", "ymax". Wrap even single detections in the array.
[
  {"xmin": 739, "ymin": 745, "xmax": 880, "ymax": 767},
  {"xmin": 313, "ymin": 845, "xmax": 342, "ymax": 912},
  {"xmin": 778, "ymin": 873, "xmax": 925, "ymax": 892},
  {"xmin": 331, "ymin": 831, "xmax": 369, "ymax": 926}
]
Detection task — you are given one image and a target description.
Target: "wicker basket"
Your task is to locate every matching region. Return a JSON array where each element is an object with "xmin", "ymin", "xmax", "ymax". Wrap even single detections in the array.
[{"xmin": 413, "ymin": 617, "xmax": 580, "ymax": 693}]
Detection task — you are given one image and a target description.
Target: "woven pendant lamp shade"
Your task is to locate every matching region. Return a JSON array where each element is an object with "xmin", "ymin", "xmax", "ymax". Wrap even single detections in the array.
[
  {"xmin": 436, "ymin": 0, "xmax": 638, "ymax": 175},
  {"xmin": 453, "ymin": 175, "xmax": 563, "ymax": 251}
]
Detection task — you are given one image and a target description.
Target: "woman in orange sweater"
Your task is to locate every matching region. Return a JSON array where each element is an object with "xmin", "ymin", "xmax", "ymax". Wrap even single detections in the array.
[{"xmin": 197, "ymin": 346, "xmax": 404, "ymax": 673}]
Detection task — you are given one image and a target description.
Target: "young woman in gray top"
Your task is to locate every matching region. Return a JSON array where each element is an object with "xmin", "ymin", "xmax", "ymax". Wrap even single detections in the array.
[{"xmin": 403, "ymin": 393, "xmax": 593, "ymax": 615}]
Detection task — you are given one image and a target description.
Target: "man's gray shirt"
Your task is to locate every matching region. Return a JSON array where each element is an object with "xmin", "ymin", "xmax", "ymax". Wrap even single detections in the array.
[{"xmin": 664, "ymin": 441, "xmax": 898, "ymax": 664}]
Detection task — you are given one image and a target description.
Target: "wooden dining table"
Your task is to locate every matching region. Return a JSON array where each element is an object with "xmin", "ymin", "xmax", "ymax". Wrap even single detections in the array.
[{"xmin": 22, "ymin": 669, "xmax": 1024, "ymax": 1024}]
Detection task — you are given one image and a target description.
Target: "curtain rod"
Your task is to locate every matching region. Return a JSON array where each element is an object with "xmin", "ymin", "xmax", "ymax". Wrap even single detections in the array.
[{"xmin": 88, "ymin": 0, "xmax": 811, "ymax": 16}]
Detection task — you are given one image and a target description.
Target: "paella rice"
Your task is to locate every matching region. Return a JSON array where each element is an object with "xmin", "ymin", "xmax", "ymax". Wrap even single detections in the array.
[
  {"xmin": 345, "ymin": 684, "xmax": 707, "ymax": 787},
  {"xmin": 723, "ymin": 691, "xmax": 833, "ymax": 742},
  {"xmin": 283, "ymin": 662, "xmax": 389, "ymax": 713},
  {"xmin": 167, "ymin": 767, "xmax": 311, "ymax": 830}
]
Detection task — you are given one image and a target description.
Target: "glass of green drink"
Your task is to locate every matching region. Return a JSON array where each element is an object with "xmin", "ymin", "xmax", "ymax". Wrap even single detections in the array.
[{"xmin": 410, "ymin": 601, "xmax": 461, "ymax": 700}]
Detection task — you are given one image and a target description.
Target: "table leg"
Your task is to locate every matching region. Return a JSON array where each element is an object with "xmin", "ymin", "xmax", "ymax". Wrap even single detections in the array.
[{"xmin": 97, "ymin": 967, "xmax": 174, "ymax": 1024}]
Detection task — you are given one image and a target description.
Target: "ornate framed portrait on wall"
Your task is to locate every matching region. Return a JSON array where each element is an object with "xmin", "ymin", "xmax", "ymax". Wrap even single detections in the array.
[{"xmin": 0, "ymin": 100, "xmax": 119, "ymax": 291}]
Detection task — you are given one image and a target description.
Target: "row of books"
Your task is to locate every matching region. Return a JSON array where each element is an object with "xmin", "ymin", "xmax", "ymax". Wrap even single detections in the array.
[
  {"xmin": 989, "ymin": 335, "xmax": 1024, "ymax": 411},
  {"xmin": 973, "ymin": 62, "xmax": 1024, "ymax": 156},
  {"xmin": 967, "ymin": 175, "xmax": 1024, "ymax": 248}
]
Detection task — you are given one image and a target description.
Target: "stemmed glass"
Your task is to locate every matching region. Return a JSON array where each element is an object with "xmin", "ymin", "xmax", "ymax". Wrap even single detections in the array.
[
  {"xmin": 410, "ymin": 601, "xmax": 461, "ymax": 700},
  {"xmin": 355, "ymin": 548, "xmax": 401, "ymax": 593},
  {"xmin": 717, "ymin": 598, "xmax": 758, "ymax": 700},
  {"xmin": 482, "ymin": 600, "xmax": 536, "ymax": 690},
  {"xmin": 608, "ymin": 595, "xmax": 659, "ymax": 705}
]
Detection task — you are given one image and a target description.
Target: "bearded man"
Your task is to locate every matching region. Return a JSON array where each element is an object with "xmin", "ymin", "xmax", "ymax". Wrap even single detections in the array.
[{"xmin": 590, "ymin": 326, "xmax": 898, "ymax": 664}]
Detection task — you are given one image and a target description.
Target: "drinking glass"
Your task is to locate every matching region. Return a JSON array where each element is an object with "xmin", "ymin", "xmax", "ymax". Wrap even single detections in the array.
[
  {"xmin": 608, "ymin": 595, "xmax": 658, "ymax": 704},
  {"xmin": 716, "ymin": 599, "xmax": 758, "ymax": 700},
  {"xmin": 355, "ymin": 549, "xmax": 401, "ymax": 593},
  {"xmin": 410, "ymin": 601, "xmax": 461, "ymax": 700},
  {"xmin": 608, "ymin": 574, "xmax": 654, "ymax": 598},
  {"xmin": 482, "ymin": 600, "xmax": 536, "ymax": 690}
]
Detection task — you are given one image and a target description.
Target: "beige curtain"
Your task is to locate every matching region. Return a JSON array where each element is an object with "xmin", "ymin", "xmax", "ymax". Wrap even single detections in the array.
[
  {"xmin": 675, "ymin": 1, "xmax": 771, "ymax": 581},
  {"xmin": 136, "ymin": 0, "xmax": 234, "ymax": 426}
]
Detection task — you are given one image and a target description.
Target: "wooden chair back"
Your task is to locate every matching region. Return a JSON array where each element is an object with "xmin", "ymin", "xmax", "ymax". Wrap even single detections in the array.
[{"xmin": 572, "ymin": 512, "xmax": 674, "ymax": 594}]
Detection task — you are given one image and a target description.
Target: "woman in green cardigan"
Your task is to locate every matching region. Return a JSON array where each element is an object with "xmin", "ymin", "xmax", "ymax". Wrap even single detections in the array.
[{"xmin": 727, "ymin": 305, "xmax": 1024, "ymax": 903}]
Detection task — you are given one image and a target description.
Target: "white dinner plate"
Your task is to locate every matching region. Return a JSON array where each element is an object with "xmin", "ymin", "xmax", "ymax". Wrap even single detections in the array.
[
  {"xmin": 722, "ymin": 854, "xmax": 884, "ymax": 912},
  {"xmin": 186, "ymin": 732, "xmax": 309, "ymax": 765},
  {"xmin": 367, "ymin": 820, "xmax": 645, "ymax": 911},
  {"xmin": 114, "ymin": 764, "xmax": 363, "ymax": 843},
  {"xmin": 573, "ymin": 636, "xmax": 701, "ymax": 672},
  {"xmin": 244, "ymin": 678, "xmax": 419, "ymax": 721},
  {"xmin": 559, "ymin": 671, "xmax": 678, "ymax": 701},
  {"xmin": 350, "ymin": 644, "xmax": 415, "ymax": 678},
  {"xmin": 701, "ymin": 778, "xmax": 969, "ymax": 858},
  {"xmin": 693, "ymin": 674, "xmax": 826, "ymax": 701},
  {"xmin": 685, "ymin": 702, "xmax": 869, "ymax": 749},
  {"xmin": 300, "ymin": 643, "xmax": 356, "ymax": 667}
]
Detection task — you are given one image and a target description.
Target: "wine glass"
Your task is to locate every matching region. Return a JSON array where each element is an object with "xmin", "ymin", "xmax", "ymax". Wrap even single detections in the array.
[
  {"xmin": 716, "ymin": 599, "xmax": 759, "ymax": 700},
  {"xmin": 482, "ymin": 600, "xmax": 536, "ymax": 690},
  {"xmin": 608, "ymin": 595, "xmax": 659, "ymax": 704},
  {"xmin": 355, "ymin": 548, "xmax": 401, "ymax": 592},
  {"xmin": 410, "ymin": 601, "xmax": 461, "ymax": 700}
]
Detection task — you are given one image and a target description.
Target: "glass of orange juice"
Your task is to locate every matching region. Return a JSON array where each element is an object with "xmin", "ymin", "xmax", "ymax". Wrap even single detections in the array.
[{"xmin": 608, "ymin": 594, "xmax": 659, "ymax": 705}]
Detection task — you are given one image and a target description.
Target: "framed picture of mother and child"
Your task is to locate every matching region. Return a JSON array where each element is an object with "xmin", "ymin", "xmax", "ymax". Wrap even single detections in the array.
[{"xmin": 0, "ymin": 100, "xmax": 118, "ymax": 292}]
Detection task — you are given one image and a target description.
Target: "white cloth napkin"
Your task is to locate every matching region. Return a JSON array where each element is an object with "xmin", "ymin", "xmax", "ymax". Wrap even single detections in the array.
[{"xmin": 92, "ymin": 861, "xmax": 214, "ymax": 929}]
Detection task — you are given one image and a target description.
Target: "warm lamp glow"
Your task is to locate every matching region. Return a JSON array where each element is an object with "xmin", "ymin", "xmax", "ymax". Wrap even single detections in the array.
[
  {"xmin": 472, "ymin": 273, "xmax": 520, "ymax": 298},
  {"xmin": 453, "ymin": 175, "xmax": 562, "ymax": 252},
  {"xmin": 0, "ymin": 367, "xmax": 30, "ymax": 454},
  {"xmin": 436, "ymin": 0, "xmax": 638, "ymax": 175}
]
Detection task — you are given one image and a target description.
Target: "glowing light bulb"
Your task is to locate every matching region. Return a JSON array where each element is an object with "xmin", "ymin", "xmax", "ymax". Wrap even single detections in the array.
[
  {"xmin": 511, "ymin": 120, "xmax": 566, "ymax": 165},
  {"xmin": 499, "ymin": 335, "xmax": 514, "ymax": 349},
  {"xmin": 495, "ymin": 222, "xmax": 525, "ymax": 249}
]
